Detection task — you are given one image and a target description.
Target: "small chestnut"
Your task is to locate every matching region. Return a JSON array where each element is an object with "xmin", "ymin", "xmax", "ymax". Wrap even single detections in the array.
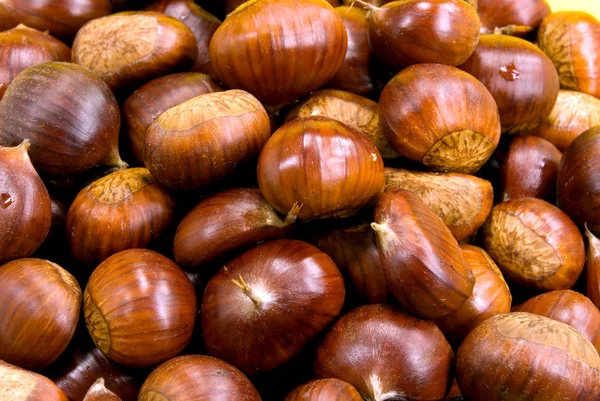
[
  {"xmin": 0, "ymin": 360, "xmax": 68, "ymax": 401},
  {"xmin": 586, "ymin": 226, "xmax": 600, "ymax": 310},
  {"xmin": 284, "ymin": 379, "xmax": 362, "ymax": 401}
]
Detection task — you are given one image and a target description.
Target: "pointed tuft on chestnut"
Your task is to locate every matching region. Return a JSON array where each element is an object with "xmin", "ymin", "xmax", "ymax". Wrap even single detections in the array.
[{"xmin": 82, "ymin": 378, "xmax": 121, "ymax": 401}]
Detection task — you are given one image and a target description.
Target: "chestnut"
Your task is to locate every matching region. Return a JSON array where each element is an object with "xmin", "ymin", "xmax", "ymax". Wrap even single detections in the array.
[
  {"xmin": 456, "ymin": 312, "xmax": 600, "ymax": 400},
  {"xmin": 500, "ymin": 135, "xmax": 562, "ymax": 201},
  {"xmin": 66, "ymin": 168, "xmax": 175, "ymax": 266},
  {"xmin": 0, "ymin": 141, "xmax": 51, "ymax": 262},
  {"xmin": 82, "ymin": 379, "xmax": 120, "ymax": 401},
  {"xmin": 371, "ymin": 190, "xmax": 474, "ymax": 319},
  {"xmin": 202, "ymin": 239, "xmax": 345, "ymax": 374},
  {"xmin": 174, "ymin": 188, "xmax": 299, "ymax": 268},
  {"xmin": 0, "ymin": 62, "xmax": 124, "ymax": 176},
  {"xmin": 138, "ymin": 355, "xmax": 261, "ymax": 401},
  {"xmin": 444, "ymin": 380, "xmax": 464, "ymax": 401},
  {"xmin": 0, "ymin": 258, "xmax": 81, "ymax": 370},
  {"xmin": 482, "ymin": 197, "xmax": 585, "ymax": 290},
  {"xmin": 285, "ymin": 379, "xmax": 362, "ymax": 401},
  {"xmin": 315, "ymin": 304, "xmax": 454, "ymax": 401},
  {"xmin": 84, "ymin": 249, "xmax": 197, "ymax": 367},
  {"xmin": 257, "ymin": 117, "xmax": 384, "ymax": 220},
  {"xmin": 538, "ymin": 11, "xmax": 600, "ymax": 99},
  {"xmin": 122, "ymin": 72, "xmax": 221, "ymax": 164},
  {"xmin": 384, "ymin": 168, "xmax": 493, "ymax": 241},
  {"xmin": 342, "ymin": 0, "xmax": 394, "ymax": 8},
  {"xmin": 477, "ymin": 0, "xmax": 551, "ymax": 34},
  {"xmin": 361, "ymin": 0, "xmax": 480, "ymax": 69},
  {"xmin": 145, "ymin": 89, "xmax": 270, "ymax": 190},
  {"xmin": 586, "ymin": 226, "xmax": 600, "ymax": 310},
  {"xmin": 0, "ymin": 360, "xmax": 68, "ymax": 401},
  {"xmin": 285, "ymin": 89, "xmax": 399, "ymax": 159},
  {"xmin": 380, "ymin": 63, "xmax": 500, "ymax": 173},
  {"xmin": 72, "ymin": 11, "xmax": 197, "ymax": 90},
  {"xmin": 209, "ymin": 0, "xmax": 347, "ymax": 107}
]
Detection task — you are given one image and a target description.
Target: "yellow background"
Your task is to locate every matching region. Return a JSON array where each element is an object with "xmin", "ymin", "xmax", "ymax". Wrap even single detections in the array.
[{"xmin": 547, "ymin": 0, "xmax": 600, "ymax": 19}]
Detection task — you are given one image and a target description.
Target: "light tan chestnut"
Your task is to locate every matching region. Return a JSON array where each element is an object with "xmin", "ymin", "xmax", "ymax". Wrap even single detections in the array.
[
  {"xmin": 0, "ymin": 360, "xmax": 68, "ymax": 401},
  {"xmin": 384, "ymin": 168, "xmax": 493, "ymax": 241},
  {"xmin": 145, "ymin": 89, "xmax": 270, "ymax": 190}
]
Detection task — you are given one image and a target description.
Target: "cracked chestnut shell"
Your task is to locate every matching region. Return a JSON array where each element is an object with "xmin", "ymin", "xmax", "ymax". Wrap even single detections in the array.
[
  {"xmin": 380, "ymin": 63, "xmax": 500, "ymax": 174},
  {"xmin": 285, "ymin": 379, "xmax": 362, "ymax": 401},
  {"xmin": 477, "ymin": 0, "xmax": 550, "ymax": 34},
  {"xmin": 482, "ymin": 197, "xmax": 585, "ymax": 290},
  {"xmin": 0, "ymin": 360, "xmax": 68, "ymax": 401}
]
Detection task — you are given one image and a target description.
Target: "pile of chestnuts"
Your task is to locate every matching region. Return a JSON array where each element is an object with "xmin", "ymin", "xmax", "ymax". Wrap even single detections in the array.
[{"xmin": 1, "ymin": 0, "xmax": 600, "ymax": 400}]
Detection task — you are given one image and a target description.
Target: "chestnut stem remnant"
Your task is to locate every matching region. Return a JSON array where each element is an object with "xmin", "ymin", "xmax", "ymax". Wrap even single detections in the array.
[
  {"xmin": 268, "ymin": 202, "xmax": 303, "ymax": 228},
  {"xmin": 493, "ymin": 25, "xmax": 533, "ymax": 35},
  {"xmin": 231, "ymin": 274, "xmax": 261, "ymax": 308}
]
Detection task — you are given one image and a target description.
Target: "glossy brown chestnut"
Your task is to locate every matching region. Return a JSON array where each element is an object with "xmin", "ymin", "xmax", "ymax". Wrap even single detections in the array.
[
  {"xmin": 0, "ymin": 25, "xmax": 70, "ymax": 99},
  {"xmin": 587, "ymin": 227, "xmax": 600, "ymax": 310},
  {"xmin": 285, "ymin": 379, "xmax": 362, "ymax": 401},
  {"xmin": 257, "ymin": 117, "xmax": 384, "ymax": 220},
  {"xmin": 362, "ymin": 0, "xmax": 480, "ymax": 69},
  {"xmin": 0, "ymin": 62, "xmax": 123, "ymax": 176},
  {"xmin": 538, "ymin": 12, "xmax": 600, "ymax": 99},
  {"xmin": 82, "ymin": 379, "xmax": 121, "ymax": 401},
  {"xmin": 209, "ymin": 0, "xmax": 347, "ymax": 107},
  {"xmin": 66, "ymin": 168, "xmax": 175, "ymax": 266},
  {"xmin": 500, "ymin": 136, "xmax": 562, "ymax": 201},
  {"xmin": 0, "ymin": 141, "xmax": 51, "ymax": 262},
  {"xmin": 286, "ymin": 89, "xmax": 399, "ymax": 159},
  {"xmin": 72, "ymin": 11, "xmax": 197, "ymax": 90},
  {"xmin": 123, "ymin": 72, "xmax": 221, "ymax": 164},
  {"xmin": 459, "ymin": 34, "xmax": 560, "ymax": 134},
  {"xmin": 145, "ymin": 89, "xmax": 270, "ymax": 190},
  {"xmin": 371, "ymin": 190, "xmax": 474, "ymax": 319},
  {"xmin": 384, "ymin": 168, "xmax": 493, "ymax": 241},
  {"xmin": 0, "ymin": 360, "xmax": 68, "ymax": 401},
  {"xmin": 0, "ymin": 0, "xmax": 112, "ymax": 41},
  {"xmin": 138, "ymin": 355, "xmax": 261, "ymax": 401},
  {"xmin": 146, "ymin": 0, "xmax": 220, "ymax": 75},
  {"xmin": 202, "ymin": 239, "xmax": 345, "ymax": 374},
  {"xmin": 514, "ymin": 290, "xmax": 600, "ymax": 352},
  {"xmin": 456, "ymin": 312, "xmax": 600, "ymax": 400},
  {"xmin": 174, "ymin": 188, "xmax": 298, "ymax": 268},
  {"xmin": 530, "ymin": 90, "xmax": 600, "ymax": 151},
  {"xmin": 0, "ymin": 258, "xmax": 81, "ymax": 370},
  {"xmin": 315, "ymin": 304, "xmax": 454, "ymax": 401},
  {"xmin": 380, "ymin": 63, "xmax": 501, "ymax": 173},
  {"xmin": 84, "ymin": 249, "xmax": 197, "ymax": 367},
  {"xmin": 482, "ymin": 197, "xmax": 585, "ymax": 290},
  {"xmin": 315, "ymin": 223, "xmax": 390, "ymax": 304},
  {"xmin": 477, "ymin": 0, "xmax": 551, "ymax": 33},
  {"xmin": 557, "ymin": 128, "xmax": 600, "ymax": 234}
]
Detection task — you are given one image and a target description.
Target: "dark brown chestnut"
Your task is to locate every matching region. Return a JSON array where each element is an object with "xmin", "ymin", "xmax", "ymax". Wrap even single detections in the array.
[
  {"xmin": 457, "ymin": 312, "xmax": 600, "ymax": 400},
  {"xmin": 138, "ymin": 355, "xmax": 261, "ymax": 401},
  {"xmin": 380, "ymin": 63, "xmax": 501, "ymax": 173},
  {"xmin": 84, "ymin": 249, "xmax": 197, "ymax": 367},
  {"xmin": 315, "ymin": 304, "xmax": 454, "ymax": 401},
  {"xmin": 174, "ymin": 188, "xmax": 298, "ymax": 268},
  {"xmin": 586, "ymin": 226, "xmax": 600, "ymax": 310},
  {"xmin": 459, "ymin": 34, "xmax": 560, "ymax": 134},
  {"xmin": 0, "ymin": 258, "xmax": 81, "ymax": 371},
  {"xmin": 257, "ymin": 117, "xmax": 384, "ymax": 220},
  {"xmin": 285, "ymin": 379, "xmax": 362, "ymax": 401},
  {"xmin": 371, "ymin": 190, "xmax": 474, "ymax": 319},
  {"xmin": 66, "ymin": 168, "xmax": 175, "ymax": 266},
  {"xmin": 0, "ymin": 62, "xmax": 124, "ymax": 176},
  {"xmin": 82, "ymin": 379, "xmax": 121, "ymax": 401},
  {"xmin": 482, "ymin": 197, "xmax": 585, "ymax": 290},
  {"xmin": 500, "ymin": 135, "xmax": 562, "ymax": 201},
  {"xmin": 0, "ymin": 360, "xmax": 68, "ymax": 401},
  {"xmin": 72, "ymin": 11, "xmax": 197, "ymax": 90},
  {"xmin": 477, "ymin": 0, "xmax": 551, "ymax": 34},
  {"xmin": 202, "ymin": 239, "xmax": 345, "ymax": 375}
]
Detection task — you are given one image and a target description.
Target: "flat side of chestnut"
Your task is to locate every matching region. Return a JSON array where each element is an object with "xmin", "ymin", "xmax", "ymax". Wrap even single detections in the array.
[{"xmin": 0, "ymin": 360, "xmax": 69, "ymax": 401}]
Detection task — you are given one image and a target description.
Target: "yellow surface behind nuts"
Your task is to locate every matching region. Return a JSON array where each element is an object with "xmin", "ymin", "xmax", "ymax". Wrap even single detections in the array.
[{"xmin": 547, "ymin": 0, "xmax": 600, "ymax": 19}]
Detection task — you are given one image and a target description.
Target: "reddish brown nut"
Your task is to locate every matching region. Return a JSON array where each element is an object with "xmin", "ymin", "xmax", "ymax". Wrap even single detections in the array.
[
  {"xmin": 477, "ymin": 0, "xmax": 551, "ymax": 34},
  {"xmin": 285, "ymin": 379, "xmax": 362, "ymax": 401},
  {"xmin": 586, "ymin": 226, "xmax": 600, "ymax": 310},
  {"xmin": 0, "ymin": 360, "xmax": 68, "ymax": 401}
]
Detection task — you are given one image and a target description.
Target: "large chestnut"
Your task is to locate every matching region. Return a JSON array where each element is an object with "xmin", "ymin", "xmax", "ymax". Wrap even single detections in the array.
[
  {"xmin": 209, "ymin": 0, "xmax": 347, "ymax": 107},
  {"xmin": 384, "ymin": 168, "xmax": 493, "ymax": 241},
  {"xmin": 587, "ymin": 226, "xmax": 600, "ymax": 310},
  {"xmin": 0, "ymin": 258, "xmax": 81, "ymax": 370},
  {"xmin": 459, "ymin": 34, "xmax": 560, "ymax": 134},
  {"xmin": 380, "ymin": 63, "xmax": 500, "ymax": 173},
  {"xmin": 538, "ymin": 11, "xmax": 600, "ymax": 99},
  {"xmin": 482, "ymin": 197, "xmax": 585, "ymax": 290},
  {"xmin": 202, "ymin": 239, "xmax": 345, "ymax": 374},
  {"xmin": 0, "ymin": 141, "xmax": 51, "ymax": 262},
  {"xmin": 84, "ymin": 249, "xmax": 197, "ymax": 367},
  {"xmin": 257, "ymin": 117, "xmax": 384, "ymax": 220},
  {"xmin": 145, "ymin": 89, "xmax": 270, "ymax": 190},
  {"xmin": 456, "ymin": 312, "xmax": 600, "ymax": 399},
  {"xmin": 315, "ymin": 304, "xmax": 454, "ymax": 401},
  {"xmin": 285, "ymin": 379, "xmax": 362, "ymax": 401},
  {"xmin": 72, "ymin": 11, "xmax": 197, "ymax": 90},
  {"xmin": 371, "ymin": 190, "xmax": 474, "ymax": 319},
  {"xmin": 66, "ymin": 168, "xmax": 175, "ymax": 266},
  {"xmin": 477, "ymin": 0, "xmax": 551, "ymax": 33},
  {"xmin": 0, "ymin": 62, "xmax": 123, "ymax": 176},
  {"xmin": 138, "ymin": 355, "xmax": 261, "ymax": 401},
  {"xmin": 174, "ymin": 188, "xmax": 298, "ymax": 268},
  {"xmin": 0, "ymin": 360, "xmax": 68, "ymax": 401}
]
